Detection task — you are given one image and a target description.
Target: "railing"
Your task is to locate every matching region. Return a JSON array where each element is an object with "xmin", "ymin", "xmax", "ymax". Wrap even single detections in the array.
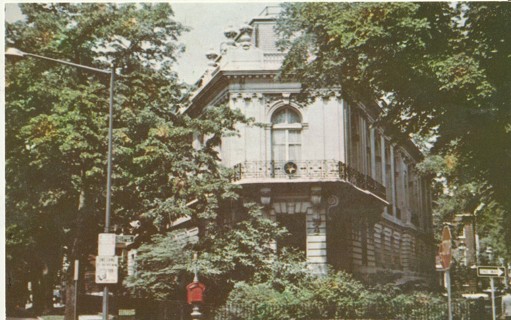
[
  {"xmin": 131, "ymin": 298, "xmax": 475, "ymax": 320},
  {"xmin": 233, "ymin": 160, "xmax": 386, "ymax": 199},
  {"xmin": 209, "ymin": 300, "xmax": 473, "ymax": 320},
  {"xmin": 263, "ymin": 52, "xmax": 286, "ymax": 65}
]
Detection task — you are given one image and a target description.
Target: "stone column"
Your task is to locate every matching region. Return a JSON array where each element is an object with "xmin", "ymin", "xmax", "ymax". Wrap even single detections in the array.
[
  {"xmin": 381, "ymin": 136, "xmax": 388, "ymax": 215},
  {"xmin": 370, "ymin": 128, "xmax": 376, "ymax": 179},
  {"xmin": 307, "ymin": 186, "xmax": 327, "ymax": 275},
  {"xmin": 339, "ymin": 99, "xmax": 347, "ymax": 163},
  {"xmin": 390, "ymin": 144, "xmax": 397, "ymax": 217}
]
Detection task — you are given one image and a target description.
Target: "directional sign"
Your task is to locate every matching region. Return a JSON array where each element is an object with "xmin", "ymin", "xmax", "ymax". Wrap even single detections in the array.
[
  {"xmin": 95, "ymin": 256, "xmax": 118, "ymax": 284},
  {"xmin": 477, "ymin": 266, "xmax": 506, "ymax": 278}
]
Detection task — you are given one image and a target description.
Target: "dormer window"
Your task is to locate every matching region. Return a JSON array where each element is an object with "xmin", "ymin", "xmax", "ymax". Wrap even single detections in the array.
[{"xmin": 271, "ymin": 107, "xmax": 302, "ymax": 162}]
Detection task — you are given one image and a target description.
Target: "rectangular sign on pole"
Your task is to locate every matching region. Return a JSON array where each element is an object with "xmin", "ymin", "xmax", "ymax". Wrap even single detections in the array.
[
  {"xmin": 74, "ymin": 260, "xmax": 79, "ymax": 281},
  {"xmin": 116, "ymin": 235, "xmax": 135, "ymax": 244},
  {"xmin": 95, "ymin": 256, "xmax": 118, "ymax": 284},
  {"xmin": 477, "ymin": 266, "xmax": 506, "ymax": 278},
  {"xmin": 98, "ymin": 233, "xmax": 116, "ymax": 256}
]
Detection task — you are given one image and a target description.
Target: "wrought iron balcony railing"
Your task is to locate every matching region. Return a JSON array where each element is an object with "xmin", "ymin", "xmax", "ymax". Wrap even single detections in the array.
[{"xmin": 233, "ymin": 160, "xmax": 386, "ymax": 199}]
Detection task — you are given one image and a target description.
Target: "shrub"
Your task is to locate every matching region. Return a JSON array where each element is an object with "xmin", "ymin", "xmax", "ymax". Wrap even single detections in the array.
[
  {"xmin": 223, "ymin": 270, "xmax": 448, "ymax": 320},
  {"xmin": 224, "ymin": 272, "xmax": 375, "ymax": 320}
]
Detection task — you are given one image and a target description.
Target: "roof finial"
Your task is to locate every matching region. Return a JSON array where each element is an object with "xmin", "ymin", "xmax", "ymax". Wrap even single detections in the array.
[
  {"xmin": 205, "ymin": 48, "xmax": 219, "ymax": 68},
  {"xmin": 239, "ymin": 22, "xmax": 254, "ymax": 50}
]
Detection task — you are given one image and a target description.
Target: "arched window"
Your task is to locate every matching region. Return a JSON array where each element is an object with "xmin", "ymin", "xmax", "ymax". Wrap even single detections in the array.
[{"xmin": 271, "ymin": 107, "xmax": 302, "ymax": 162}]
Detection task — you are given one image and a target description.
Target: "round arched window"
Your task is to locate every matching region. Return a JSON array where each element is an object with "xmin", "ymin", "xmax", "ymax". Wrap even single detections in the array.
[{"xmin": 271, "ymin": 107, "xmax": 302, "ymax": 162}]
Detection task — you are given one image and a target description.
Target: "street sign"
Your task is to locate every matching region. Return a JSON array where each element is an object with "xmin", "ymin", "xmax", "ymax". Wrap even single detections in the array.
[
  {"xmin": 116, "ymin": 235, "xmax": 135, "ymax": 248},
  {"xmin": 95, "ymin": 256, "xmax": 118, "ymax": 284},
  {"xmin": 172, "ymin": 227, "xmax": 199, "ymax": 245},
  {"xmin": 116, "ymin": 235, "xmax": 135, "ymax": 244},
  {"xmin": 477, "ymin": 266, "xmax": 506, "ymax": 278},
  {"xmin": 439, "ymin": 226, "xmax": 452, "ymax": 270},
  {"xmin": 98, "ymin": 233, "xmax": 116, "ymax": 256}
]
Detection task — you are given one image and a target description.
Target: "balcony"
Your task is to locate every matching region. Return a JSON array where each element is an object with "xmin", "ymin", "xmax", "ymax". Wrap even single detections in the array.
[{"xmin": 233, "ymin": 160, "xmax": 386, "ymax": 200}]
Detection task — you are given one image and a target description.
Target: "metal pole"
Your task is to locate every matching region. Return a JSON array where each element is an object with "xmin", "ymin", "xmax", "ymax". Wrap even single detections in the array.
[
  {"xmin": 486, "ymin": 247, "xmax": 496, "ymax": 320},
  {"xmin": 23, "ymin": 52, "xmax": 110, "ymax": 74},
  {"xmin": 446, "ymin": 269, "xmax": 453, "ymax": 320},
  {"xmin": 74, "ymin": 260, "xmax": 79, "ymax": 320},
  {"xmin": 102, "ymin": 66, "xmax": 115, "ymax": 320},
  {"xmin": 490, "ymin": 277, "xmax": 496, "ymax": 320},
  {"xmin": 101, "ymin": 66, "xmax": 115, "ymax": 320},
  {"xmin": 104, "ymin": 66, "xmax": 114, "ymax": 234}
]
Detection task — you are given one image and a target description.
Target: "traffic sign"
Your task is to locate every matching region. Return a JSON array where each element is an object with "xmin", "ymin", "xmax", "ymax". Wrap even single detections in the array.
[
  {"xmin": 95, "ymin": 256, "xmax": 118, "ymax": 284},
  {"xmin": 439, "ymin": 226, "xmax": 452, "ymax": 269},
  {"xmin": 98, "ymin": 233, "xmax": 116, "ymax": 256},
  {"xmin": 477, "ymin": 266, "xmax": 506, "ymax": 278}
]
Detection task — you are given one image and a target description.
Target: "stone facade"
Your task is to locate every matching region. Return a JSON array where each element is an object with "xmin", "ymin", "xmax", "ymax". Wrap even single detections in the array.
[{"xmin": 184, "ymin": 7, "xmax": 435, "ymax": 285}]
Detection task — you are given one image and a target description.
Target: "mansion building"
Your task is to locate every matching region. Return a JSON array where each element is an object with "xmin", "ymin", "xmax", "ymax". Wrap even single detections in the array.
[{"xmin": 183, "ymin": 7, "xmax": 435, "ymax": 284}]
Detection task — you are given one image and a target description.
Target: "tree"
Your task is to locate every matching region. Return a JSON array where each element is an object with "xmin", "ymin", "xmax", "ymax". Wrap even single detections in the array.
[
  {"xmin": 124, "ymin": 202, "xmax": 289, "ymax": 303},
  {"xmin": 276, "ymin": 2, "xmax": 511, "ymax": 256},
  {"xmin": 6, "ymin": 3, "xmax": 188, "ymax": 317}
]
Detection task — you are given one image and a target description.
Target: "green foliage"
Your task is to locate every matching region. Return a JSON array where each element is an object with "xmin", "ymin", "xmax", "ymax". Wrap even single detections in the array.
[
  {"xmin": 125, "ymin": 202, "xmax": 289, "ymax": 302},
  {"xmin": 224, "ymin": 271, "xmax": 447, "ymax": 320},
  {"xmin": 196, "ymin": 204, "xmax": 286, "ymax": 280},
  {"xmin": 416, "ymin": 150, "xmax": 510, "ymax": 260},
  {"xmin": 5, "ymin": 2, "xmax": 194, "ymax": 313},
  {"xmin": 123, "ymin": 231, "xmax": 190, "ymax": 300},
  {"xmin": 6, "ymin": 4, "xmax": 271, "ymax": 308},
  {"xmin": 277, "ymin": 1, "xmax": 511, "ymax": 259}
]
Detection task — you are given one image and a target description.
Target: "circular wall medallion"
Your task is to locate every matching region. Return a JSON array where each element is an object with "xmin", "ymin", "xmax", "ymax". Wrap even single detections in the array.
[{"xmin": 284, "ymin": 162, "xmax": 297, "ymax": 175}]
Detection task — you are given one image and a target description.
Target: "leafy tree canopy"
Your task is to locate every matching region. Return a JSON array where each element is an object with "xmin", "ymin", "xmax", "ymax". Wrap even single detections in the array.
[
  {"xmin": 5, "ymin": 2, "xmax": 204, "ymax": 314},
  {"xmin": 277, "ymin": 2, "xmax": 511, "ymax": 255},
  {"xmin": 125, "ymin": 203, "xmax": 290, "ymax": 302}
]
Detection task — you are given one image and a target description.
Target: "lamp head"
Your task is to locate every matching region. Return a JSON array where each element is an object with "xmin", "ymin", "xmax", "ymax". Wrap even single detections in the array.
[
  {"xmin": 5, "ymin": 47, "xmax": 27, "ymax": 58},
  {"xmin": 5, "ymin": 48, "xmax": 27, "ymax": 64}
]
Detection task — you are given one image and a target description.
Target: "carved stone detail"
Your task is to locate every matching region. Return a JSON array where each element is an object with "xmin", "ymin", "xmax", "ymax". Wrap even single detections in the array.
[{"xmin": 230, "ymin": 92, "xmax": 264, "ymax": 103}]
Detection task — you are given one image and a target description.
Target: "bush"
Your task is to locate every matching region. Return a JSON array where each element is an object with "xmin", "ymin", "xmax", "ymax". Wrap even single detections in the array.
[
  {"xmin": 225, "ymin": 272, "xmax": 376, "ymax": 320},
  {"xmin": 223, "ymin": 270, "xmax": 448, "ymax": 320}
]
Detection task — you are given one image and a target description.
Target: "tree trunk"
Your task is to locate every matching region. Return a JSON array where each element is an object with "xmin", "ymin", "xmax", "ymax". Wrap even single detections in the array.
[
  {"xmin": 32, "ymin": 265, "xmax": 55, "ymax": 314},
  {"xmin": 5, "ymin": 265, "xmax": 29, "ymax": 315},
  {"xmin": 64, "ymin": 280, "xmax": 77, "ymax": 320},
  {"xmin": 64, "ymin": 188, "xmax": 92, "ymax": 320},
  {"xmin": 41, "ymin": 265, "xmax": 56, "ymax": 314}
]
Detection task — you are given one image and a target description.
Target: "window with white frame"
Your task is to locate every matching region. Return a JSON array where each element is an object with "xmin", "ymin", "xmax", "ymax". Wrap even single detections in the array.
[{"xmin": 271, "ymin": 107, "xmax": 302, "ymax": 162}]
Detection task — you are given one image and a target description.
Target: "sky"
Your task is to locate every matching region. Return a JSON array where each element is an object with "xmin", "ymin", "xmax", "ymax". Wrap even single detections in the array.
[{"xmin": 4, "ymin": 2, "xmax": 281, "ymax": 84}]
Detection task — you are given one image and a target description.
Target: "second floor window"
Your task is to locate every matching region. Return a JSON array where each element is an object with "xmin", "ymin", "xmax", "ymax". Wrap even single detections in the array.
[{"xmin": 271, "ymin": 107, "xmax": 302, "ymax": 162}]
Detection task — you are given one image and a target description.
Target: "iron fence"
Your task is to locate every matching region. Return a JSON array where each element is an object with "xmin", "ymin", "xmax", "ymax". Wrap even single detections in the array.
[
  {"xmin": 136, "ymin": 299, "xmax": 479, "ymax": 320},
  {"xmin": 210, "ymin": 300, "xmax": 474, "ymax": 320}
]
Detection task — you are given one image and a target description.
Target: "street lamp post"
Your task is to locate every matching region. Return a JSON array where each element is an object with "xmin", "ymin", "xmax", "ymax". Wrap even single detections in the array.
[
  {"xmin": 486, "ymin": 246, "xmax": 496, "ymax": 320},
  {"xmin": 6, "ymin": 47, "xmax": 115, "ymax": 320}
]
